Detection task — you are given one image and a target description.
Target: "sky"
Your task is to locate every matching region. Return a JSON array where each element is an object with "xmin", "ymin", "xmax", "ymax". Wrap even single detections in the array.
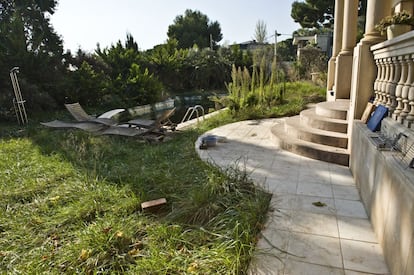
[{"xmin": 50, "ymin": 0, "xmax": 301, "ymax": 53}]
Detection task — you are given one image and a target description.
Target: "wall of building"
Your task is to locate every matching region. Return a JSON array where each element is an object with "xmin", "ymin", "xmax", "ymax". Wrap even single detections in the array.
[{"xmin": 350, "ymin": 119, "xmax": 414, "ymax": 275}]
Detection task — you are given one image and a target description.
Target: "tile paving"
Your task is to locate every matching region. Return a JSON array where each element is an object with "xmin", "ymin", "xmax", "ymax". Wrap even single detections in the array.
[{"xmin": 195, "ymin": 119, "xmax": 390, "ymax": 275}]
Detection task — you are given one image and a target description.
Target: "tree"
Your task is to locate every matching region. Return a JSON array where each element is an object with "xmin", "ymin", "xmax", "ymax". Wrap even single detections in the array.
[
  {"xmin": 291, "ymin": 0, "xmax": 367, "ymax": 30},
  {"xmin": 291, "ymin": 0, "xmax": 335, "ymax": 29},
  {"xmin": 167, "ymin": 9, "xmax": 223, "ymax": 49},
  {"xmin": 0, "ymin": 0, "xmax": 67, "ymax": 112},
  {"xmin": 277, "ymin": 38, "xmax": 296, "ymax": 61},
  {"xmin": 93, "ymin": 34, "xmax": 164, "ymax": 107},
  {"xmin": 254, "ymin": 20, "xmax": 268, "ymax": 43}
]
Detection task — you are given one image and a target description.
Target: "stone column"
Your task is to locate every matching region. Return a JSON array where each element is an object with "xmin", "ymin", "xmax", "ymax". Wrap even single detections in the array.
[
  {"xmin": 364, "ymin": 0, "xmax": 391, "ymax": 42},
  {"xmin": 348, "ymin": 0, "xmax": 392, "ymax": 120},
  {"xmin": 334, "ymin": 0, "xmax": 359, "ymax": 99},
  {"xmin": 327, "ymin": 0, "xmax": 344, "ymax": 101}
]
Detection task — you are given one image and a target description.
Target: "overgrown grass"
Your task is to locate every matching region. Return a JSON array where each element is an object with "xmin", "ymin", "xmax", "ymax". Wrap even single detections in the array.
[
  {"xmin": 225, "ymin": 81, "xmax": 326, "ymax": 121},
  {"xmin": 0, "ymin": 81, "xmax": 324, "ymax": 273},
  {"xmin": 0, "ymin": 119, "xmax": 270, "ymax": 274}
]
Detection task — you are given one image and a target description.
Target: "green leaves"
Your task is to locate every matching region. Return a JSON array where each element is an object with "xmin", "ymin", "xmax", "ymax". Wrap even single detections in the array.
[
  {"xmin": 167, "ymin": 9, "xmax": 223, "ymax": 49},
  {"xmin": 291, "ymin": 0, "xmax": 334, "ymax": 29}
]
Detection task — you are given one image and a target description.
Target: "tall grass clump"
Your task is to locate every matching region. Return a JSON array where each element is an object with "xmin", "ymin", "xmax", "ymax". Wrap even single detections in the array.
[{"xmin": 221, "ymin": 49, "xmax": 326, "ymax": 120}]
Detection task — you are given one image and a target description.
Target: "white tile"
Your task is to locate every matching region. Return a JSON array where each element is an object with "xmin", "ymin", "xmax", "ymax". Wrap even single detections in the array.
[
  {"xmin": 329, "ymin": 164, "xmax": 352, "ymax": 175},
  {"xmin": 300, "ymin": 159, "xmax": 331, "ymax": 171},
  {"xmin": 256, "ymin": 229, "xmax": 290, "ymax": 255},
  {"xmin": 335, "ymin": 199, "xmax": 368, "ymax": 219},
  {"xmin": 267, "ymin": 172, "xmax": 299, "ymax": 185},
  {"xmin": 248, "ymin": 230, "xmax": 289, "ymax": 274},
  {"xmin": 298, "ymin": 169, "xmax": 331, "ymax": 185},
  {"xmin": 269, "ymin": 182, "xmax": 298, "ymax": 195},
  {"xmin": 284, "ymin": 259, "xmax": 345, "ymax": 275},
  {"xmin": 297, "ymin": 182, "xmax": 333, "ymax": 198},
  {"xmin": 287, "ymin": 232, "xmax": 343, "ymax": 268},
  {"xmin": 337, "ymin": 216, "xmax": 378, "ymax": 243},
  {"xmin": 292, "ymin": 195, "xmax": 336, "ymax": 215},
  {"xmin": 271, "ymin": 194, "xmax": 297, "ymax": 210},
  {"xmin": 341, "ymin": 239, "xmax": 389, "ymax": 274},
  {"xmin": 248, "ymin": 257, "xmax": 284, "ymax": 275},
  {"xmin": 265, "ymin": 209, "xmax": 292, "ymax": 231},
  {"xmin": 290, "ymin": 211, "xmax": 339, "ymax": 238},
  {"xmin": 330, "ymin": 169, "xmax": 355, "ymax": 186},
  {"xmin": 332, "ymin": 185, "xmax": 361, "ymax": 201},
  {"xmin": 344, "ymin": 269, "xmax": 378, "ymax": 275}
]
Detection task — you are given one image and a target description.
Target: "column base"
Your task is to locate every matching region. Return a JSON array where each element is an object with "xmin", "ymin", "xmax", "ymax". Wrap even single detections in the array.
[
  {"xmin": 334, "ymin": 52, "xmax": 354, "ymax": 99},
  {"xmin": 348, "ymin": 40, "xmax": 377, "ymax": 120}
]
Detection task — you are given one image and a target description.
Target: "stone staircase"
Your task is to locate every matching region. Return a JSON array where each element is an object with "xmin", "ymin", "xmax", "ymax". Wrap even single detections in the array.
[{"xmin": 271, "ymin": 99, "xmax": 350, "ymax": 166}]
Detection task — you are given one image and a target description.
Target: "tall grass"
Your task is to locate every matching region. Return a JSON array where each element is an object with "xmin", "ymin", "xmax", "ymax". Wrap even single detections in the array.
[
  {"xmin": 224, "ymin": 49, "xmax": 325, "ymax": 121},
  {"xmin": 225, "ymin": 78, "xmax": 325, "ymax": 121},
  {"xmin": 0, "ymin": 123, "xmax": 270, "ymax": 274}
]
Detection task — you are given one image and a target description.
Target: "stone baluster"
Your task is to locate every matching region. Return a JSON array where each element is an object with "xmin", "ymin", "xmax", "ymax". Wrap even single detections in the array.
[
  {"xmin": 378, "ymin": 58, "xmax": 385, "ymax": 104},
  {"xmin": 384, "ymin": 58, "xmax": 393, "ymax": 107},
  {"xmin": 407, "ymin": 56, "xmax": 414, "ymax": 126},
  {"xmin": 400, "ymin": 55, "xmax": 413, "ymax": 122},
  {"xmin": 407, "ymin": 84, "xmax": 414, "ymax": 127},
  {"xmin": 380, "ymin": 58, "xmax": 389, "ymax": 104},
  {"xmin": 388, "ymin": 57, "xmax": 400, "ymax": 115},
  {"xmin": 373, "ymin": 58, "xmax": 382, "ymax": 104},
  {"xmin": 377, "ymin": 58, "xmax": 386, "ymax": 104},
  {"xmin": 393, "ymin": 56, "xmax": 408, "ymax": 120}
]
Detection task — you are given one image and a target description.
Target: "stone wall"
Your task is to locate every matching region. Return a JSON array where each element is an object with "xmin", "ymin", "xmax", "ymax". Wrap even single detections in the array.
[{"xmin": 350, "ymin": 119, "xmax": 414, "ymax": 275}]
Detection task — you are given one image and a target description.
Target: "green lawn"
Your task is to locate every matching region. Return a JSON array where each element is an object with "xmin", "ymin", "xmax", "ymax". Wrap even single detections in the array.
[{"xmin": 0, "ymin": 113, "xmax": 270, "ymax": 274}]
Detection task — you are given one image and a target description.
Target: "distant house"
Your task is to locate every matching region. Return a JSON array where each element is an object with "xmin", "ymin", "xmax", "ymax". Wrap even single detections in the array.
[
  {"xmin": 237, "ymin": 40, "xmax": 269, "ymax": 51},
  {"xmin": 292, "ymin": 33, "xmax": 333, "ymax": 58}
]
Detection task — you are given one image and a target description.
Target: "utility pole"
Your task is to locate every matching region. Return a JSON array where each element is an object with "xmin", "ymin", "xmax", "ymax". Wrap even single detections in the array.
[
  {"xmin": 273, "ymin": 30, "xmax": 281, "ymax": 85},
  {"xmin": 274, "ymin": 30, "xmax": 281, "ymax": 63}
]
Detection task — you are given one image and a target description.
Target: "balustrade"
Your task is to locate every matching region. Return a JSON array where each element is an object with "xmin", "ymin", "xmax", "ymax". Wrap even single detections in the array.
[{"xmin": 371, "ymin": 31, "xmax": 414, "ymax": 128}]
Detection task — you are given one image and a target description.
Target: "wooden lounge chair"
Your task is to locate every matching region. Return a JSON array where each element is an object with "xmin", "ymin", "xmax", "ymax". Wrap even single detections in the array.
[
  {"xmin": 97, "ymin": 125, "xmax": 165, "ymax": 142},
  {"xmin": 40, "ymin": 120, "xmax": 108, "ymax": 132},
  {"xmin": 97, "ymin": 124, "xmax": 149, "ymax": 137},
  {"xmin": 127, "ymin": 107, "xmax": 176, "ymax": 131},
  {"xmin": 64, "ymin": 102, "xmax": 125, "ymax": 126}
]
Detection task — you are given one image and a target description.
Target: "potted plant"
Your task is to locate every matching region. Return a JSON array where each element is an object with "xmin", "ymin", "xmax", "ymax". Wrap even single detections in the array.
[{"xmin": 375, "ymin": 10, "xmax": 414, "ymax": 39}]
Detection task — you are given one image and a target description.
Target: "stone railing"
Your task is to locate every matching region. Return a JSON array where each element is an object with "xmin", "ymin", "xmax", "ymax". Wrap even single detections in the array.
[{"xmin": 371, "ymin": 31, "xmax": 414, "ymax": 129}]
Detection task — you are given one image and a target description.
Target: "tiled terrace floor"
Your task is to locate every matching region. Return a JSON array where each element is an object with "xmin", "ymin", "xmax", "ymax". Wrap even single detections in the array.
[{"xmin": 195, "ymin": 119, "xmax": 389, "ymax": 275}]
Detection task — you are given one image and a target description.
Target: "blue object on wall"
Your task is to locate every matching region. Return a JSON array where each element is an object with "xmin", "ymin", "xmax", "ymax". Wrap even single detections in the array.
[{"xmin": 367, "ymin": 105, "xmax": 388, "ymax": 131}]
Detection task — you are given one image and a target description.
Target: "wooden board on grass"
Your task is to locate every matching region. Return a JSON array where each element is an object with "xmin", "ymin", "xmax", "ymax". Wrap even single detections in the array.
[{"xmin": 141, "ymin": 198, "xmax": 167, "ymax": 210}]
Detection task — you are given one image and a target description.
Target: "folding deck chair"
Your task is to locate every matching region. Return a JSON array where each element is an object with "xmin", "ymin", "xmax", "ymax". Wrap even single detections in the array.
[{"xmin": 64, "ymin": 102, "xmax": 125, "ymax": 126}]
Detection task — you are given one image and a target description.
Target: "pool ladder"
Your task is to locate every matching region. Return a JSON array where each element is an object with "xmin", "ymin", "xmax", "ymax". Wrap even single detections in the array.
[{"xmin": 181, "ymin": 105, "xmax": 205, "ymax": 123}]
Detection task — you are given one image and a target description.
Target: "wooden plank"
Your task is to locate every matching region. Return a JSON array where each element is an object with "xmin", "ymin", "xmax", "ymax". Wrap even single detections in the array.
[{"xmin": 141, "ymin": 198, "xmax": 167, "ymax": 210}]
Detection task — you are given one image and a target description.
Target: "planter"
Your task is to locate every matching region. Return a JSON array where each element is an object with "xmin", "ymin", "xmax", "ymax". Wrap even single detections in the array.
[{"xmin": 386, "ymin": 24, "xmax": 412, "ymax": 39}]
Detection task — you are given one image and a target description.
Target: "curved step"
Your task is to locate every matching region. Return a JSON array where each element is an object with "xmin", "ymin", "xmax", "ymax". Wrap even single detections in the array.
[
  {"xmin": 285, "ymin": 116, "xmax": 348, "ymax": 148},
  {"xmin": 315, "ymin": 99, "xmax": 350, "ymax": 120},
  {"xmin": 300, "ymin": 109, "xmax": 348, "ymax": 133},
  {"xmin": 271, "ymin": 122, "xmax": 349, "ymax": 166}
]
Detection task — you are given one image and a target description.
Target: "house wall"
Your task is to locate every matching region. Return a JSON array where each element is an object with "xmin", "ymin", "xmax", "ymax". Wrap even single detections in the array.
[{"xmin": 350, "ymin": 119, "xmax": 414, "ymax": 275}]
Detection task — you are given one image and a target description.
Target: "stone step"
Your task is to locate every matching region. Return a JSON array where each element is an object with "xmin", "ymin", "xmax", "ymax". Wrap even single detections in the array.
[
  {"xmin": 315, "ymin": 99, "xmax": 350, "ymax": 120},
  {"xmin": 300, "ymin": 108, "xmax": 348, "ymax": 133},
  {"xmin": 271, "ymin": 121, "xmax": 350, "ymax": 166},
  {"xmin": 285, "ymin": 116, "xmax": 349, "ymax": 148}
]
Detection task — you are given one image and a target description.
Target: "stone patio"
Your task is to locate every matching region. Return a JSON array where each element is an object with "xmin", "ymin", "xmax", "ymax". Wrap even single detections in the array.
[{"xmin": 195, "ymin": 119, "xmax": 389, "ymax": 275}]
